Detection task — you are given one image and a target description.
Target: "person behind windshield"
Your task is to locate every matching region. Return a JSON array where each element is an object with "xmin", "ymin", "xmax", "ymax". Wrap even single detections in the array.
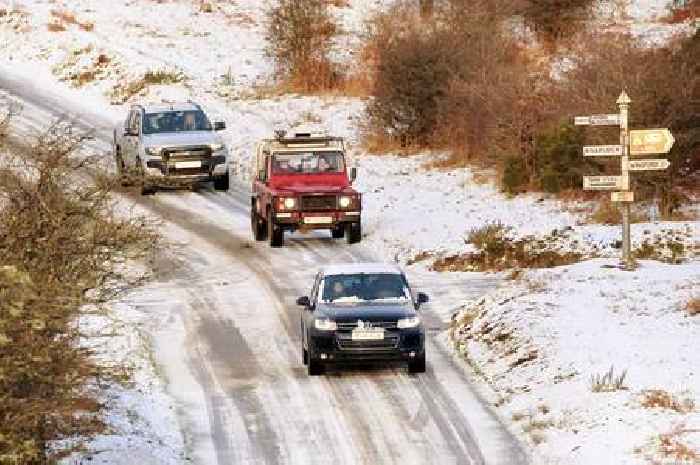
[
  {"xmin": 368, "ymin": 275, "xmax": 405, "ymax": 300},
  {"xmin": 318, "ymin": 154, "xmax": 334, "ymax": 172},
  {"xmin": 183, "ymin": 112, "xmax": 196, "ymax": 130}
]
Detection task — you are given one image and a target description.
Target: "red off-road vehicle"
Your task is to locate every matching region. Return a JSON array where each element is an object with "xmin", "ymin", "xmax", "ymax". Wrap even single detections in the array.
[{"xmin": 250, "ymin": 131, "xmax": 362, "ymax": 247}]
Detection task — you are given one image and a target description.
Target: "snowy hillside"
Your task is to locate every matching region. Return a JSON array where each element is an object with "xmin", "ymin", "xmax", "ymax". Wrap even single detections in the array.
[{"xmin": 1, "ymin": 1, "xmax": 698, "ymax": 464}]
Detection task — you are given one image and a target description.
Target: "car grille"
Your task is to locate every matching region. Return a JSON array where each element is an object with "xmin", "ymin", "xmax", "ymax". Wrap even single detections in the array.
[
  {"xmin": 301, "ymin": 195, "xmax": 337, "ymax": 211},
  {"xmin": 162, "ymin": 146, "xmax": 212, "ymax": 175},
  {"xmin": 336, "ymin": 321, "xmax": 398, "ymax": 331},
  {"xmin": 336, "ymin": 334, "xmax": 400, "ymax": 350}
]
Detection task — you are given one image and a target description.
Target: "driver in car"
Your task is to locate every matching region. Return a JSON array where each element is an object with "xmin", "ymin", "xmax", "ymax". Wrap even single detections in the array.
[{"xmin": 318, "ymin": 154, "xmax": 334, "ymax": 172}]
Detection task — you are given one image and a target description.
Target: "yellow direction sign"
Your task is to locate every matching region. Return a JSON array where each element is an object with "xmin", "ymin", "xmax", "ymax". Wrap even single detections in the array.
[
  {"xmin": 611, "ymin": 191, "xmax": 634, "ymax": 202},
  {"xmin": 627, "ymin": 159, "xmax": 670, "ymax": 171},
  {"xmin": 629, "ymin": 128, "xmax": 674, "ymax": 155},
  {"xmin": 583, "ymin": 175, "xmax": 623, "ymax": 190}
]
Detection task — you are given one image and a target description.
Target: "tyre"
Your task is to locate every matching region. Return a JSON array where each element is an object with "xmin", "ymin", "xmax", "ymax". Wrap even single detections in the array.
[
  {"xmin": 251, "ymin": 210, "xmax": 267, "ymax": 241},
  {"xmin": 267, "ymin": 210, "xmax": 284, "ymax": 247},
  {"xmin": 214, "ymin": 172, "xmax": 229, "ymax": 191},
  {"xmin": 302, "ymin": 338, "xmax": 308, "ymax": 365},
  {"xmin": 346, "ymin": 221, "xmax": 361, "ymax": 244},
  {"xmin": 408, "ymin": 352, "xmax": 426, "ymax": 374},
  {"xmin": 136, "ymin": 159, "xmax": 155, "ymax": 195},
  {"xmin": 331, "ymin": 226, "xmax": 344, "ymax": 239},
  {"xmin": 114, "ymin": 149, "xmax": 129, "ymax": 187},
  {"xmin": 308, "ymin": 357, "xmax": 324, "ymax": 376}
]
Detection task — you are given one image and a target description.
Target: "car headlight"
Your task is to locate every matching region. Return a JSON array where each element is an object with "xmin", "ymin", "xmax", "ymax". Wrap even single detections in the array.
[
  {"xmin": 397, "ymin": 316, "xmax": 421, "ymax": 329},
  {"xmin": 210, "ymin": 143, "xmax": 225, "ymax": 152},
  {"xmin": 314, "ymin": 318, "xmax": 337, "ymax": 331},
  {"xmin": 339, "ymin": 196, "xmax": 352, "ymax": 208},
  {"xmin": 277, "ymin": 197, "xmax": 296, "ymax": 210},
  {"xmin": 145, "ymin": 146, "xmax": 161, "ymax": 156}
]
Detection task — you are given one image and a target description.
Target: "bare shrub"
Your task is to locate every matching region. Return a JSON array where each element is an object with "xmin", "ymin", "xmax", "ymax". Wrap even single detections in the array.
[
  {"xmin": 589, "ymin": 200, "xmax": 620, "ymax": 225},
  {"xmin": 265, "ymin": 0, "xmax": 340, "ymax": 93},
  {"xmin": 0, "ymin": 120, "xmax": 159, "ymax": 462},
  {"xmin": 516, "ymin": 0, "xmax": 595, "ymax": 45},
  {"xmin": 640, "ymin": 389, "xmax": 695, "ymax": 413},
  {"xmin": 590, "ymin": 366, "xmax": 628, "ymax": 392},
  {"xmin": 562, "ymin": 31, "xmax": 700, "ymax": 214},
  {"xmin": 433, "ymin": 224, "xmax": 582, "ymax": 271}
]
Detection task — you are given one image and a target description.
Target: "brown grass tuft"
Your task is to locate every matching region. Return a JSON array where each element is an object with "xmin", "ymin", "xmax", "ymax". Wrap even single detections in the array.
[
  {"xmin": 590, "ymin": 366, "xmax": 627, "ymax": 392},
  {"xmin": 47, "ymin": 21, "xmax": 66, "ymax": 32},
  {"xmin": 640, "ymin": 389, "xmax": 695, "ymax": 413},
  {"xmin": 686, "ymin": 297, "xmax": 700, "ymax": 316}
]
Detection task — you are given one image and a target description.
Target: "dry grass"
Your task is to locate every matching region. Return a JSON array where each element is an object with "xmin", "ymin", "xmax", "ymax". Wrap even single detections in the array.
[
  {"xmin": 656, "ymin": 429, "xmax": 699, "ymax": 463},
  {"xmin": 432, "ymin": 224, "xmax": 583, "ymax": 272},
  {"xmin": 49, "ymin": 9, "xmax": 94, "ymax": 32},
  {"xmin": 640, "ymin": 390, "xmax": 695, "ymax": 413},
  {"xmin": 51, "ymin": 9, "xmax": 78, "ymax": 25},
  {"xmin": 47, "ymin": 21, "xmax": 66, "ymax": 32},
  {"xmin": 686, "ymin": 297, "xmax": 700, "ymax": 317},
  {"xmin": 109, "ymin": 69, "xmax": 185, "ymax": 103},
  {"xmin": 590, "ymin": 366, "xmax": 628, "ymax": 393}
]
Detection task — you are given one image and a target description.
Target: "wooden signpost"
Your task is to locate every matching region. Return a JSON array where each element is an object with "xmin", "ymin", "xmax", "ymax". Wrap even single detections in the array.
[{"xmin": 575, "ymin": 91, "xmax": 674, "ymax": 269}]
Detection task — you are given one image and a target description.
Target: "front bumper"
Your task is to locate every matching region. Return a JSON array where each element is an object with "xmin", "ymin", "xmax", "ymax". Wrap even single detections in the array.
[
  {"xmin": 308, "ymin": 328, "xmax": 424, "ymax": 362},
  {"xmin": 274, "ymin": 211, "xmax": 361, "ymax": 229},
  {"xmin": 144, "ymin": 152, "xmax": 227, "ymax": 184}
]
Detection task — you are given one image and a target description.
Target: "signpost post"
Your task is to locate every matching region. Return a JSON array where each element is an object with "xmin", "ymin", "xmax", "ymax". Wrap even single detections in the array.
[{"xmin": 575, "ymin": 91, "xmax": 674, "ymax": 270}]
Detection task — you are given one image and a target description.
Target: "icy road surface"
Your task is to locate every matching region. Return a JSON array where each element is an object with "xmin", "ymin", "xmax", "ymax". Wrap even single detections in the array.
[{"xmin": 1, "ymin": 70, "xmax": 528, "ymax": 465}]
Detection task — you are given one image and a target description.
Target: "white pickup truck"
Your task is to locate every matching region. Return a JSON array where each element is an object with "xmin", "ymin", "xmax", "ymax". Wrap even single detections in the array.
[{"xmin": 113, "ymin": 102, "xmax": 230, "ymax": 194}]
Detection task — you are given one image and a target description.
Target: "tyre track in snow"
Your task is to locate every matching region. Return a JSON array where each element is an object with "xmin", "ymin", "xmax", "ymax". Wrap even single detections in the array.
[
  {"xmin": 1, "ymin": 75, "xmax": 529, "ymax": 465},
  {"xmin": 146, "ymin": 192, "xmax": 514, "ymax": 465}
]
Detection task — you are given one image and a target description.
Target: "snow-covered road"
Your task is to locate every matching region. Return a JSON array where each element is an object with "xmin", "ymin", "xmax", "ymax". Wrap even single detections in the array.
[{"xmin": 1, "ymin": 70, "xmax": 529, "ymax": 465}]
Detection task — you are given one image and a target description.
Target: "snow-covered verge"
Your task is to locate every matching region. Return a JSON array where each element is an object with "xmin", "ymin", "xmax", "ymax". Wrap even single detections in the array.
[
  {"xmin": 355, "ymin": 154, "xmax": 698, "ymax": 267},
  {"xmin": 54, "ymin": 299, "xmax": 188, "ymax": 465},
  {"xmin": 1, "ymin": 1, "xmax": 697, "ymax": 463},
  {"xmin": 449, "ymin": 258, "xmax": 700, "ymax": 465}
]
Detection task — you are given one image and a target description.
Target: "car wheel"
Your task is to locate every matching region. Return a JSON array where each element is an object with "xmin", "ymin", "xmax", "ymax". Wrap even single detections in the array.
[
  {"xmin": 114, "ymin": 149, "xmax": 129, "ymax": 186},
  {"xmin": 331, "ymin": 226, "xmax": 344, "ymax": 239},
  {"xmin": 408, "ymin": 352, "xmax": 426, "ymax": 374},
  {"xmin": 302, "ymin": 344, "xmax": 308, "ymax": 365},
  {"xmin": 251, "ymin": 210, "xmax": 267, "ymax": 241},
  {"xmin": 267, "ymin": 210, "xmax": 284, "ymax": 247},
  {"xmin": 136, "ymin": 159, "xmax": 155, "ymax": 195},
  {"xmin": 346, "ymin": 221, "xmax": 361, "ymax": 244},
  {"xmin": 214, "ymin": 172, "xmax": 229, "ymax": 191}
]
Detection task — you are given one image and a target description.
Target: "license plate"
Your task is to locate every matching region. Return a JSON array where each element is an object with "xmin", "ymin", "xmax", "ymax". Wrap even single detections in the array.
[
  {"xmin": 175, "ymin": 160, "xmax": 201, "ymax": 169},
  {"xmin": 352, "ymin": 329, "xmax": 385, "ymax": 341},
  {"xmin": 304, "ymin": 216, "xmax": 332, "ymax": 225}
]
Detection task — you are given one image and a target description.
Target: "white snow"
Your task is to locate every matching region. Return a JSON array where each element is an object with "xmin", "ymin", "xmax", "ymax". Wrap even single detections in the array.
[
  {"xmin": 1, "ymin": 0, "xmax": 698, "ymax": 464},
  {"xmin": 450, "ymin": 258, "xmax": 700, "ymax": 465}
]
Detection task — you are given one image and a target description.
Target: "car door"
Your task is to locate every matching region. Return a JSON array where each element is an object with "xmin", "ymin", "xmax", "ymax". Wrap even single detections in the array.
[
  {"xmin": 303, "ymin": 273, "xmax": 321, "ymax": 346},
  {"xmin": 123, "ymin": 110, "xmax": 140, "ymax": 168}
]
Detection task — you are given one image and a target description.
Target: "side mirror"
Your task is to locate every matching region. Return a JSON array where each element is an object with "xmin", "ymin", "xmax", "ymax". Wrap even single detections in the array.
[
  {"xmin": 124, "ymin": 127, "xmax": 137, "ymax": 137},
  {"xmin": 417, "ymin": 292, "xmax": 429, "ymax": 305},
  {"xmin": 258, "ymin": 169, "xmax": 267, "ymax": 182},
  {"xmin": 349, "ymin": 167, "xmax": 357, "ymax": 183},
  {"xmin": 214, "ymin": 121, "xmax": 226, "ymax": 131},
  {"xmin": 296, "ymin": 296, "xmax": 311, "ymax": 307}
]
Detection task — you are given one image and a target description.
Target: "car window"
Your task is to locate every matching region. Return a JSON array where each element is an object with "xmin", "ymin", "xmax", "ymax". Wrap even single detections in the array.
[
  {"xmin": 128, "ymin": 111, "xmax": 139, "ymax": 133},
  {"xmin": 142, "ymin": 110, "xmax": 212, "ymax": 134},
  {"xmin": 272, "ymin": 151, "xmax": 345, "ymax": 174},
  {"xmin": 320, "ymin": 273, "xmax": 410, "ymax": 303}
]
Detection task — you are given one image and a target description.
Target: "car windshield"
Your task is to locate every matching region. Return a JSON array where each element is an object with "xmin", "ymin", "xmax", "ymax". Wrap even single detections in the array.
[
  {"xmin": 272, "ymin": 151, "xmax": 345, "ymax": 174},
  {"xmin": 143, "ymin": 110, "xmax": 212, "ymax": 134},
  {"xmin": 321, "ymin": 273, "xmax": 410, "ymax": 303}
]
